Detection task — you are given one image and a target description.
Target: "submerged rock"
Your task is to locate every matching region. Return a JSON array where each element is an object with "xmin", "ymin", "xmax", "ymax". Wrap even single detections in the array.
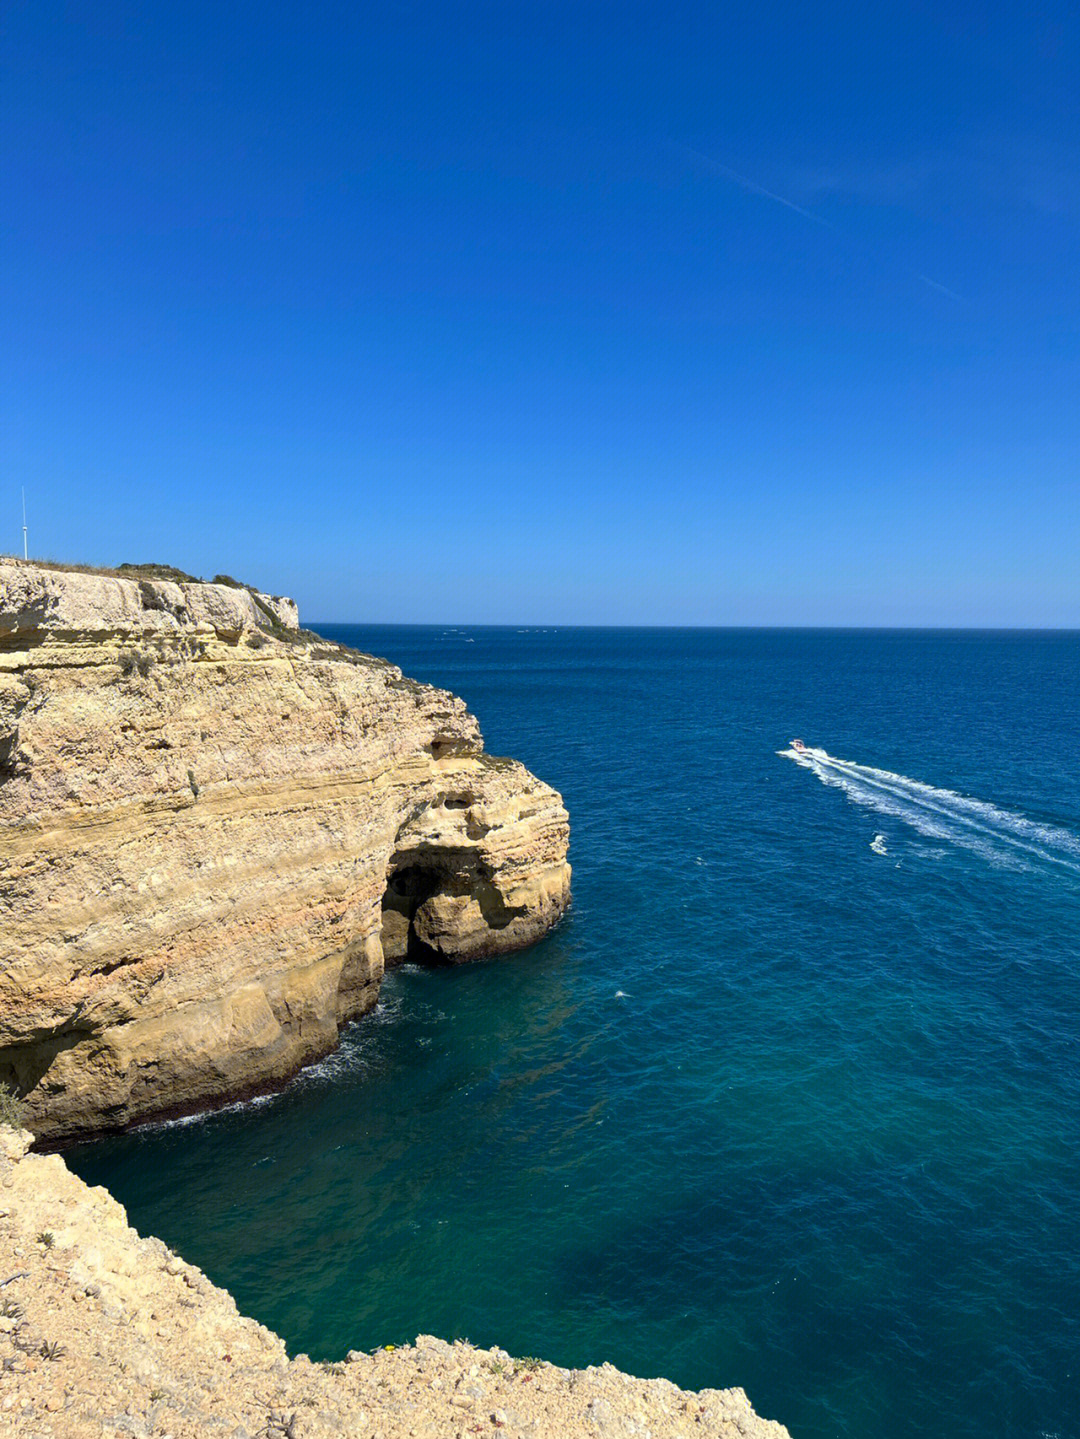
[{"xmin": 0, "ymin": 559, "xmax": 570, "ymax": 1140}]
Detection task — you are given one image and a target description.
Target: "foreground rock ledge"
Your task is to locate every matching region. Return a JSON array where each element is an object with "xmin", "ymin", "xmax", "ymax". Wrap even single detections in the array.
[
  {"xmin": 0, "ymin": 560, "xmax": 570, "ymax": 1140},
  {"xmin": 0, "ymin": 1129, "xmax": 790, "ymax": 1439}
]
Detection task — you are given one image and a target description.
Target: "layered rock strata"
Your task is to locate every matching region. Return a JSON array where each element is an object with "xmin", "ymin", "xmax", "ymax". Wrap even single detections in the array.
[
  {"xmin": 0, "ymin": 1126, "xmax": 791, "ymax": 1439},
  {"xmin": 0, "ymin": 560, "xmax": 570, "ymax": 1140}
]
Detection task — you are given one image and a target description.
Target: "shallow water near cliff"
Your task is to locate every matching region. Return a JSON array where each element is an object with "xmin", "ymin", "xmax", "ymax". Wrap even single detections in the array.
[{"xmin": 67, "ymin": 628, "xmax": 1080, "ymax": 1439}]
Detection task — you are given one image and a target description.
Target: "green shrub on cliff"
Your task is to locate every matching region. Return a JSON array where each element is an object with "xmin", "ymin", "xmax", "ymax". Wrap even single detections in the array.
[
  {"xmin": 118, "ymin": 647, "xmax": 155, "ymax": 678},
  {"xmin": 0, "ymin": 1084, "xmax": 27, "ymax": 1130}
]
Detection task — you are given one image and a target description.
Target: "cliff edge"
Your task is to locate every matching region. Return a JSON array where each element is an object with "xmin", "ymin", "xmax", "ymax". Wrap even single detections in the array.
[
  {"xmin": 0, "ymin": 1127, "xmax": 790, "ymax": 1439},
  {"xmin": 0, "ymin": 560, "xmax": 570, "ymax": 1141}
]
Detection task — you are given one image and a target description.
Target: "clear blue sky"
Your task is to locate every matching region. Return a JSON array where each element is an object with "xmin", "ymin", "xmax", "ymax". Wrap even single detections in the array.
[{"xmin": 3, "ymin": 1, "xmax": 1078, "ymax": 625}]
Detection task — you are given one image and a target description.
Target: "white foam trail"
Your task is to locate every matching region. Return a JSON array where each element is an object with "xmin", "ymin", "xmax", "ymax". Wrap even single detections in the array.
[{"xmin": 780, "ymin": 745, "xmax": 1080, "ymax": 873}]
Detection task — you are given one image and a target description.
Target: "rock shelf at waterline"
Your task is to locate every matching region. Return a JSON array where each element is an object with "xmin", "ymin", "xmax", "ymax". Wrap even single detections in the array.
[{"xmin": 0, "ymin": 558, "xmax": 570, "ymax": 1141}]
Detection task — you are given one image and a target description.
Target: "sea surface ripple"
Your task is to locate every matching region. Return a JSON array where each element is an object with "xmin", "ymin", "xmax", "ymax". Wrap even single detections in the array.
[{"xmin": 67, "ymin": 628, "xmax": 1080, "ymax": 1439}]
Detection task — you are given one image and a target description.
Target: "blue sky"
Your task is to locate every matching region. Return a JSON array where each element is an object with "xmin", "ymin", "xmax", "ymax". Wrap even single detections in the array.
[{"xmin": 3, "ymin": 1, "xmax": 1078, "ymax": 625}]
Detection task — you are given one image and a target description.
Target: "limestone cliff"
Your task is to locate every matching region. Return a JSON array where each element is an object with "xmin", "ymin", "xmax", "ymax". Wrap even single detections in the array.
[{"xmin": 0, "ymin": 560, "xmax": 570, "ymax": 1141}]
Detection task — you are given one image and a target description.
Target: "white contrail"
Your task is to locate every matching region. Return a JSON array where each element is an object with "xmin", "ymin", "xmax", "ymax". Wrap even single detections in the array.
[
  {"xmin": 695, "ymin": 154, "xmax": 839, "ymax": 231},
  {"xmin": 682, "ymin": 146, "xmax": 963, "ymax": 302},
  {"xmin": 915, "ymin": 272, "xmax": 965, "ymax": 302}
]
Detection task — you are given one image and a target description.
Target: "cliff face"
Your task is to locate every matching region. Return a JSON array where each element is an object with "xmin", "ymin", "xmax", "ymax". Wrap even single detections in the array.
[{"xmin": 0, "ymin": 561, "xmax": 570, "ymax": 1140}]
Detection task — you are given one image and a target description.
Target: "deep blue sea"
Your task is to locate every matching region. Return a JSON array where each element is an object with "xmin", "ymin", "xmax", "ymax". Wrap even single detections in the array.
[{"xmin": 66, "ymin": 628, "xmax": 1080, "ymax": 1439}]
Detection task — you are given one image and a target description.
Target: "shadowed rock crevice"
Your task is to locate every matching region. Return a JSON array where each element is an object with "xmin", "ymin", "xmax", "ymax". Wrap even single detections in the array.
[
  {"xmin": 381, "ymin": 861, "xmax": 447, "ymax": 965},
  {"xmin": 380, "ymin": 784, "xmax": 545, "ymax": 968},
  {"xmin": 380, "ymin": 843, "xmax": 519, "ymax": 966}
]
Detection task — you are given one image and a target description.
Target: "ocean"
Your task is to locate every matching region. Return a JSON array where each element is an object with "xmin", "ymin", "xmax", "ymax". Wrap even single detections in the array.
[{"xmin": 66, "ymin": 627, "xmax": 1080, "ymax": 1439}]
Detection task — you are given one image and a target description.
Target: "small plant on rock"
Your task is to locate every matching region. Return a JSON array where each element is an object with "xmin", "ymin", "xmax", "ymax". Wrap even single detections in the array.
[
  {"xmin": 39, "ymin": 1339, "xmax": 66, "ymax": 1361},
  {"xmin": 36, "ymin": 1231, "xmax": 54, "ymax": 1249},
  {"xmin": 0, "ymin": 1084, "xmax": 27, "ymax": 1130},
  {"xmin": 118, "ymin": 647, "xmax": 154, "ymax": 677},
  {"xmin": 259, "ymin": 1411, "xmax": 300, "ymax": 1439}
]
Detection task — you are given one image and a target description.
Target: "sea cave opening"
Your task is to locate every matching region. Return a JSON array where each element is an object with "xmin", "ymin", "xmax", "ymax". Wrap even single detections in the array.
[{"xmin": 380, "ymin": 861, "xmax": 446, "ymax": 966}]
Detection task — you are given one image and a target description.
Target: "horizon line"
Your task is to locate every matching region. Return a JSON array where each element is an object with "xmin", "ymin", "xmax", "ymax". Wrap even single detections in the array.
[{"xmin": 311, "ymin": 621, "xmax": 1080, "ymax": 634}]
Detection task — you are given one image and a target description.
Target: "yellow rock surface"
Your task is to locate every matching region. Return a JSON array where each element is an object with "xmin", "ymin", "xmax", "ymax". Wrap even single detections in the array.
[{"xmin": 0, "ymin": 561, "xmax": 570, "ymax": 1139}]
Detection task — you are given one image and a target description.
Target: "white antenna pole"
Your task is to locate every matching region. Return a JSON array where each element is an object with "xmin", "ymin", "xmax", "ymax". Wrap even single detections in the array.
[{"xmin": 21, "ymin": 488, "xmax": 28, "ymax": 560}]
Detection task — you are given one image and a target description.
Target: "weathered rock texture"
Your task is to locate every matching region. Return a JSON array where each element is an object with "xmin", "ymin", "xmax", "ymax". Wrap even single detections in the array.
[
  {"xmin": 0, "ymin": 560, "xmax": 570, "ymax": 1140},
  {"xmin": 0, "ymin": 1127, "xmax": 791, "ymax": 1439}
]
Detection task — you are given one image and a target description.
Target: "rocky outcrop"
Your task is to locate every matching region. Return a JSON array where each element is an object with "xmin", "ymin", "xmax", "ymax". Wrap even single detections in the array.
[
  {"xmin": 0, "ymin": 564, "xmax": 300, "ymax": 642},
  {"xmin": 0, "ymin": 560, "xmax": 570, "ymax": 1141},
  {"xmin": 0, "ymin": 1126, "xmax": 791, "ymax": 1438}
]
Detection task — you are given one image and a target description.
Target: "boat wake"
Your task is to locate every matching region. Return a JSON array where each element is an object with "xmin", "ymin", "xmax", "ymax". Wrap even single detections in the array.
[{"xmin": 779, "ymin": 744, "xmax": 1080, "ymax": 874}]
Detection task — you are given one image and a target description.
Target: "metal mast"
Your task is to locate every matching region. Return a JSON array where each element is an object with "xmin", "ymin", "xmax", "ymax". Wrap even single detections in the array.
[{"xmin": 21, "ymin": 488, "xmax": 28, "ymax": 560}]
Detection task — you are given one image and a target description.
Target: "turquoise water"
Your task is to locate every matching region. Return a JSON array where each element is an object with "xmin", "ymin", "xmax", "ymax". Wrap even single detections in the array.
[{"xmin": 66, "ymin": 628, "xmax": 1080, "ymax": 1439}]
